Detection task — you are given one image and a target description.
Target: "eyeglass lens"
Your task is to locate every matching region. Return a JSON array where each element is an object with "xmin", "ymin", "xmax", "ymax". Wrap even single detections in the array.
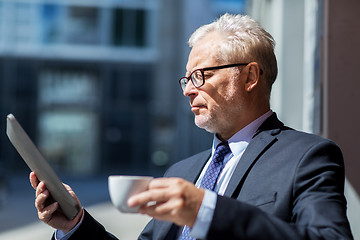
[
  {"xmin": 191, "ymin": 70, "xmax": 204, "ymax": 87},
  {"xmin": 179, "ymin": 69, "xmax": 204, "ymax": 90}
]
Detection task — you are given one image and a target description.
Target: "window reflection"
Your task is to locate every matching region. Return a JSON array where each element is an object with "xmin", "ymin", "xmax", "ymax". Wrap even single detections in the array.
[
  {"xmin": 41, "ymin": 4, "xmax": 61, "ymax": 44},
  {"xmin": 112, "ymin": 8, "xmax": 146, "ymax": 47},
  {"xmin": 38, "ymin": 69, "xmax": 99, "ymax": 175},
  {"xmin": 66, "ymin": 6, "xmax": 100, "ymax": 45}
]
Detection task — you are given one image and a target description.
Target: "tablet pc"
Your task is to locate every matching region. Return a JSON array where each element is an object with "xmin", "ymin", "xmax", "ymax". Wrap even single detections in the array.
[{"xmin": 6, "ymin": 113, "xmax": 80, "ymax": 220}]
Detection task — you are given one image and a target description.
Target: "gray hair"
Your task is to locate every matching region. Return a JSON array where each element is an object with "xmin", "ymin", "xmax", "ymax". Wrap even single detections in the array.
[{"xmin": 189, "ymin": 13, "xmax": 278, "ymax": 91}]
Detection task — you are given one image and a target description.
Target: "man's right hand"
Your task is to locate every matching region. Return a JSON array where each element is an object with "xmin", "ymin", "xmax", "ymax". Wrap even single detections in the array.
[{"xmin": 29, "ymin": 172, "xmax": 84, "ymax": 233}]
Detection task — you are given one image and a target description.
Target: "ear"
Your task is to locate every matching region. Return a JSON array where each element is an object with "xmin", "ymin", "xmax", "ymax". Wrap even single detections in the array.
[{"xmin": 245, "ymin": 62, "xmax": 261, "ymax": 92}]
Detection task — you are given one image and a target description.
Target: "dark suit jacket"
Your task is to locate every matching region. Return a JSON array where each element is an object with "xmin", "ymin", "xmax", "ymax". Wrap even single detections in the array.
[{"xmin": 63, "ymin": 114, "xmax": 353, "ymax": 240}]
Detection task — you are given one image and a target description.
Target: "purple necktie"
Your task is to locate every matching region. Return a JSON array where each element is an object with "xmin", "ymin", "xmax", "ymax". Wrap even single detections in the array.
[{"xmin": 180, "ymin": 142, "xmax": 231, "ymax": 240}]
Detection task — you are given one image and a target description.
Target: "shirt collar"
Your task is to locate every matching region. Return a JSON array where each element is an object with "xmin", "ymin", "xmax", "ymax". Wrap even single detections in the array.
[{"xmin": 212, "ymin": 110, "xmax": 273, "ymax": 156}]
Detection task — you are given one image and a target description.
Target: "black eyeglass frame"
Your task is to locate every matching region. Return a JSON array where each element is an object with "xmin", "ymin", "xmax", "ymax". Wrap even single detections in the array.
[{"xmin": 179, "ymin": 63, "xmax": 263, "ymax": 90}]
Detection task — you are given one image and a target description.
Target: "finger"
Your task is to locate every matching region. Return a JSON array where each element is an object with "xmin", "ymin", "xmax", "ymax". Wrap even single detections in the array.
[
  {"xmin": 128, "ymin": 188, "xmax": 171, "ymax": 208},
  {"xmin": 35, "ymin": 181, "xmax": 47, "ymax": 198},
  {"xmin": 148, "ymin": 177, "xmax": 183, "ymax": 189},
  {"xmin": 38, "ymin": 202, "xmax": 59, "ymax": 223},
  {"xmin": 63, "ymin": 183, "xmax": 74, "ymax": 194},
  {"xmin": 140, "ymin": 198, "xmax": 183, "ymax": 217},
  {"xmin": 139, "ymin": 203, "xmax": 167, "ymax": 219},
  {"xmin": 129, "ymin": 178, "xmax": 190, "ymax": 207},
  {"xmin": 29, "ymin": 172, "xmax": 40, "ymax": 189},
  {"xmin": 35, "ymin": 188, "xmax": 51, "ymax": 211}
]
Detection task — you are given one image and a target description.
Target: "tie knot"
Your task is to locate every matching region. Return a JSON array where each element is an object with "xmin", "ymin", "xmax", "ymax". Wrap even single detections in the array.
[{"xmin": 213, "ymin": 142, "xmax": 231, "ymax": 163}]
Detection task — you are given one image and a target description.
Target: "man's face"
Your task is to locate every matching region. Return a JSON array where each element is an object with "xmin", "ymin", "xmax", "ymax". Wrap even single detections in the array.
[{"xmin": 183, "ymin": 32, "xmax": 248, "ymax": 139}]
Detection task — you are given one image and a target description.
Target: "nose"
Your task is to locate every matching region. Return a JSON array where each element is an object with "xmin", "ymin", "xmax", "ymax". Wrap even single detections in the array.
[{"xmin": 183, "ymin": 80, "xmax": 198, "ymax": 97}]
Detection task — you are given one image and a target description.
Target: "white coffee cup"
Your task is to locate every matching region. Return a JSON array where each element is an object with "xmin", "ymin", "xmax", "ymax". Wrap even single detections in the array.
[{"xmin": 108, "ymin": 175, "xmax": 153, "ymax": 213}]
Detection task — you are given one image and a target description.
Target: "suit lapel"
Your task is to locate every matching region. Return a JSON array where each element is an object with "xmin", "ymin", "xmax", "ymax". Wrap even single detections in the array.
[
  {"xmin": 224, "ymin": 132, "xmax": 277, "ymax": 197},
  {"xmin": 184, "ymin": 150, "xmax": 211, "ymax": 183},
  {"xmin": 224, "ymin": 113, "xmax": 283, "ymax": 198},
  {"xmin": 158, "ymin": 223, "xmax": 180, "ymax": 240},
  {"xmin": 157, "ymin": 150, "xmax": 211, "ymax": 240}
]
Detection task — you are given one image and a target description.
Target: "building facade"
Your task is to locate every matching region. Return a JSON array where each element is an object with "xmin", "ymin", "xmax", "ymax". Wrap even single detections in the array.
[{"xmin": 0, "ymin": 0, "xmax": 160, "ymax": 176}]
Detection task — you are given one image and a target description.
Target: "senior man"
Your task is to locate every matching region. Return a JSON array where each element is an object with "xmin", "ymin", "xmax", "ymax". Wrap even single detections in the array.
[{"xmin": 31, "ymin": 13, "xmax": 353, "ymax": 240}]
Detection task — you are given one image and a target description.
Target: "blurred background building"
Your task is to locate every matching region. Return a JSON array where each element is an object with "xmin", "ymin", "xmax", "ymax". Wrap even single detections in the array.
[
  {"xmin": 0, "ymin": 0, "xmax": 359, "ymax": 237},
  {"xmin": 0, "ymin": 0, "xmax": 160, "ymax": 176}
]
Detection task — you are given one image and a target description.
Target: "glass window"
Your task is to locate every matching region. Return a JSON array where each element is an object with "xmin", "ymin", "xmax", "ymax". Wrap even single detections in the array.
[
  {"xmin": 109, "ymin": 70, "xmax": 131, "ymax": 103},
  {"xmin": 130, "ymin": 69, "xmax": 150, "ymax": 101},
  {"xmin": 38, "ymin": 69, "xmax": 99, "ymax": 106},
  {"xmin": 65, "ymin": 6, "xmax": 100, "ymax": 45},
  {"xmin": 0, "ymin": 2, "xmax": 2, "ymax": 33},
  {"xmin": 211, "ymin": 0, "xmax": 247, "ymax": 14},
  {"xmin": 135, "ymin": 9, "xmax": 146, "ymax": 46},
  {"xmin": 37, "ymin": 68, "xmax": 100, "ymax": 174},
  {"xmin": 15, "ymin": 2, "xmax": 32, "ymax": 22},
  {"xmin": 41, "ymin": 4, "xmax": 61, "ymax": 44},
  {"xmin": 14, "ymin": 2, "xmax": 34, "ymax": 43},
  {"xmin": 112, "ymin": 8, "xmax": 146, "ymax": 47},
  {"xmin": 0, "ymin": 3, "xmax": 3, "ymax": 45},
  {"xmin": 38, "ymin": 110, "xmax": 99, "ymax": 174}
]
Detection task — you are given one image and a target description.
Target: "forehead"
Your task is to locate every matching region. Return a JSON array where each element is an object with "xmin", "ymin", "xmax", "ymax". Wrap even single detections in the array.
[{"xmin": 186, "ymin": 32, "xmax": 223, "ymax": 72}]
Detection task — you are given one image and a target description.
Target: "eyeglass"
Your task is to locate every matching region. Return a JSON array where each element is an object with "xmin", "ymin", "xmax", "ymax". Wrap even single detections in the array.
[{"xmin": 179, "ymin": 63, "xmax": 263, "ymax": 91}]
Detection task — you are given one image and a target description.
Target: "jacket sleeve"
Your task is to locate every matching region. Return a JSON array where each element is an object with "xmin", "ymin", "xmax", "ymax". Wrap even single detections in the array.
[
  {"xmin": 206, "ymin": 141, "xmax": 353, "ymax": 240},
  {"xmin": 53, "ymin": 210, "xmax": 118, "ymax": 240}
]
